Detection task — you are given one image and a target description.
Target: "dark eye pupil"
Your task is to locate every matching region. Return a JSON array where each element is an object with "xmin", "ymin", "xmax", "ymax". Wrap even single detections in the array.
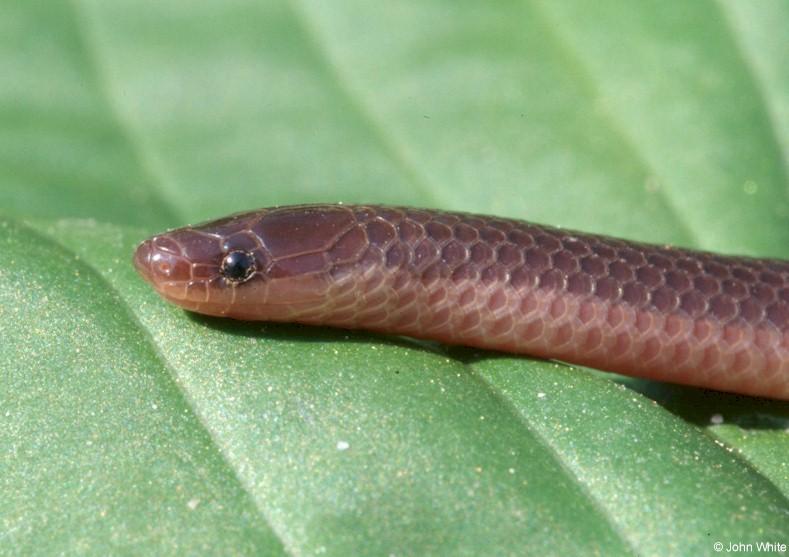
[{"xmin": 221, "ymin": 251, "xmax": 256, "ymax": 283}]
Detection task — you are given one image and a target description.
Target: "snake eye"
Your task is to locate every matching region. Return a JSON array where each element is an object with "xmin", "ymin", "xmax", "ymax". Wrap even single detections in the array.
[{"xmin": 220, "ymin": 250, "xmax": 256, "ymax": 283}]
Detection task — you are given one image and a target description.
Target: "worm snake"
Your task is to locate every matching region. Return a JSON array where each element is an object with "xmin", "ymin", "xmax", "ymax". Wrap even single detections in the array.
[{"xmin": 133, "ymin": 204, "xmax": 789, "ymax": 400}]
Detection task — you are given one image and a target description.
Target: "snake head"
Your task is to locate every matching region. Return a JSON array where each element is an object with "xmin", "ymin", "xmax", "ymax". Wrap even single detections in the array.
[{"xmin": 133, "ymin": 205, "xmax": 361, "ymax": 320}]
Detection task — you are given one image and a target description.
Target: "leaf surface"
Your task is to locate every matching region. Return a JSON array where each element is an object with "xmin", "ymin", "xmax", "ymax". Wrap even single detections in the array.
[{"xmin": 1, "ymin": 1, "xmax": 788, "ymax": 555}]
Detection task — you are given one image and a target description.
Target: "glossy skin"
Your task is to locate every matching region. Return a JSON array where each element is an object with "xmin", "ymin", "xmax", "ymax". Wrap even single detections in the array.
[{"xmin": 134, "ymin": 204, "xmax": 789, "ymax": 399}]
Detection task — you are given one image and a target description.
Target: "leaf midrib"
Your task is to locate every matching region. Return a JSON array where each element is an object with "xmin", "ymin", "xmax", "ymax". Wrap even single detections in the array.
[{"xmin": 65, "ymin": 0, "xmax": 183, "ymax": 226}]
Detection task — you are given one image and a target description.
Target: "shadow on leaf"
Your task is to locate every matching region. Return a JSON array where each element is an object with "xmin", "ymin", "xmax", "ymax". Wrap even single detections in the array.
[
  {"xmin": 187, "ymin": 311, "xmax": 789, "ymax": 429},
  {"xmin": 186, "ymin": 311, "xmax": 447, "ymax": 357}
]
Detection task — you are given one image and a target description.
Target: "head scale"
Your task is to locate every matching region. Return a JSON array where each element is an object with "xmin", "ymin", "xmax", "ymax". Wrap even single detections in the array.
[{"xmin": 133, "ymin": 205, "xmax": 360, "ymax": 320}]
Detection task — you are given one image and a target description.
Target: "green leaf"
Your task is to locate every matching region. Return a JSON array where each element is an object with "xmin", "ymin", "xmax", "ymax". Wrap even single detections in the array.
[{"xmin": 1, "ymin": 1, "xmax": 788, "ymax": 555}]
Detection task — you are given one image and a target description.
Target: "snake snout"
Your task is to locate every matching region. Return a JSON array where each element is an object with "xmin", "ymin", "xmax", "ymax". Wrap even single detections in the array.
[
  {"xmin": 133, "ymin": 237, "xmax": 192, "ymax": 284},
  {"xmin": 133, "ymin": 239, "xmax": 154, "ymax": 282}
]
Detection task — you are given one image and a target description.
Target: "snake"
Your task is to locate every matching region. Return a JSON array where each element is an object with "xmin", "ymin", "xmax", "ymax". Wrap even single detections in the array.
[{"xmin": 133, "ymin": 204, "xmax": 789, "ymax": 400}]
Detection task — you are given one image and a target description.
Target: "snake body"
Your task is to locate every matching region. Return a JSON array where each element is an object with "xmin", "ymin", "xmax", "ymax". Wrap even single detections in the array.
[{"xmin": 134, "ymin": 204, "xmax": 789, "ymax": 399}]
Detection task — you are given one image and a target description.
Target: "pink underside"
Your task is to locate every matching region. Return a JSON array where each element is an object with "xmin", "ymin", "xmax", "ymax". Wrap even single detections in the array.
[{"xmin": 165, "ymin": 265, "xmax": 789, "ymax": 400}]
